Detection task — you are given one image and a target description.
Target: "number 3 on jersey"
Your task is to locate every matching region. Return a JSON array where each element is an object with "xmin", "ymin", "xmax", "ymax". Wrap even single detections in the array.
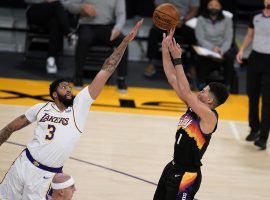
[{"xmin": 46, "ymin": 124, "xmax": 56, "ymax": 140}]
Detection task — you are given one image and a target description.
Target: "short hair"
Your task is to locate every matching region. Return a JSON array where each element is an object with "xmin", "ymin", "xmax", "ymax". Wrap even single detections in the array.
[
  {"xmin": 209, "ymin": 82, "xmax": 229, "ymax": 106},
  {"xmin": 49, "ymin": 78, "xmax": 70, "ymax": 100}
]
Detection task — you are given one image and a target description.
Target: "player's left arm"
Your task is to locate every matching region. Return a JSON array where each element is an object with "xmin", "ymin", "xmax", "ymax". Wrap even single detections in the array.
[
  {"xmin": 0, "ymin": 115, "xmax": 31, "ymax": 146},
  {"xmin": 87, "ymin": 19, "xmax": 143, "ymax": 100},
  {"xmin": 167, "ymin": 32, "xmax": 217, "ymax": 133}
]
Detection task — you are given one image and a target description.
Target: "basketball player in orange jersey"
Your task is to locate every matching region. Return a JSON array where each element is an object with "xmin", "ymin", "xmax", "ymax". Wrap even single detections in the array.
[
  {"xmin": 0, "ymin": 19, "xmax": 143, "ymax": 200},
  {"xmin": 153, "ymin": 29, "xmax": 229, "ymax": 200}
]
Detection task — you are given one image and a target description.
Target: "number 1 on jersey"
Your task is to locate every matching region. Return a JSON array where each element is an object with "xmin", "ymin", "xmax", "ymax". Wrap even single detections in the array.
[
  {"xmin": 46, "ymin": 124, "xmax": 56, "ymax": 140},
  {"xmin": 177, "ymin": 133, "xmax": 182, "ymax": 145}
]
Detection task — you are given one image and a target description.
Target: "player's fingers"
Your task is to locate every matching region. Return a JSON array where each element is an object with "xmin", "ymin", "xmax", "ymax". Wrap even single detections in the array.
[
  {"xmin": 173, "ymin": 37, "xmax": 176, "ymax": 47},
  {"xmin": 135, "ymin": 18, "xmax": 144, "ymax": 29}
]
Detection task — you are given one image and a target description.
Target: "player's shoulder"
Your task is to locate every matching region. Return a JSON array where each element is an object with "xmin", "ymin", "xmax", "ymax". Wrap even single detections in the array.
[
  {"xmin": 30, "ymin": 102, "xmax": 51, "ymax": 112},
  {"xmin": 73, "ymin": 86, "xmax": 93, "ymax": 103}
]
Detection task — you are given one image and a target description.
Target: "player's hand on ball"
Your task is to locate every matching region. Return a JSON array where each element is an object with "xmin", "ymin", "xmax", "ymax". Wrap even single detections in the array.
[{"xmin": 124, "ymin": 19, "xmax": 144, "ymax": 43}]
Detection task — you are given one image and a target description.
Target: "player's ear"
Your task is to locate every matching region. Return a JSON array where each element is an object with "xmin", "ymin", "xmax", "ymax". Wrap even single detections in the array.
[
  {"xmin": 53, "ymin": 91, "xmax": 57, "ymax": 100},
  {"xmin": 207, "ymin": 97, "xmax": 214, "ymax": 104},
  {"xmin": 59, "ymin": 189, "xmax": 64, "ymax": 196}
]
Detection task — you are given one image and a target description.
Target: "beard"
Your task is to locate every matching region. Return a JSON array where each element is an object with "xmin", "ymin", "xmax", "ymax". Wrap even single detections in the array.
[{"xmin": 57, "ymin": 92, "xmax": 75, "ymax": 107}]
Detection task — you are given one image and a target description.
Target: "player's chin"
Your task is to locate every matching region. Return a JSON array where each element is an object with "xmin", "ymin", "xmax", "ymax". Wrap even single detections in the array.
[{"xmin": 65, "ymin": 94, "xmax": 73, "ymax": 99}]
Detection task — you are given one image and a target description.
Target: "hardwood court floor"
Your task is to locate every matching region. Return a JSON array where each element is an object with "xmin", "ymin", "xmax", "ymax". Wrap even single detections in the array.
[
  {"xmin": 1, "ymin": 104, "xmax": 270, "ymax": 200},
  {"xmin": 0, "ymin": 78, "xmax": 269, "ymax": 199}
]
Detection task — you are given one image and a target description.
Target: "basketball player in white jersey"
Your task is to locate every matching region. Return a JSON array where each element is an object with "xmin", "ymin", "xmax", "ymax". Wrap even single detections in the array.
[{"xmin": 0, "ymin": 19, "xmax": 143, "ymax": 200}]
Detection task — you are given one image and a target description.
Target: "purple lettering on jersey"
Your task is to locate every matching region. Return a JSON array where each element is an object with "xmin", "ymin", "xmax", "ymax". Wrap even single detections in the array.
[{"xmin": 39, "ymin": 113, "xmax": 69, "ymax": 126}]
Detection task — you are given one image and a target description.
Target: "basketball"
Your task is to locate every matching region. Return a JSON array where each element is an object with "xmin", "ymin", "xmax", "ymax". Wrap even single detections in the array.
[{"xmin": 152, "ymin": 3, "xmax": 180, "ymax": 30}]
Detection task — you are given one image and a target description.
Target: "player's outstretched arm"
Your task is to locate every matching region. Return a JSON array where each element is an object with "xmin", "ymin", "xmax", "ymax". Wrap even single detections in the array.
[
  {"xmin": 168, "ymin": 33, "xmax": 216, "ymax": 131},
  {"xmin": 162, "ymin": 30, "xmax": 185, "ymax": 102},
  {"xmin": 0, "ymin": 115, "xmax": 31, "ymax": 146},
  {"xmin": 88, "ymin": 19, "xmax": 144, "ymax": 100}
]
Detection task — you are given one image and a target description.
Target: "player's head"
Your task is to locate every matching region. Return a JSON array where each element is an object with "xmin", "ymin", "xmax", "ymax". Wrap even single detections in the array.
[
  {"xmin": 51, "ymin": 173, "xmax": 76, "ymax": 200},
  {"xmin": 49, "ymin": 79, "xmax": 75, "ymax": 107},
  {"xmin": 198, "ymin": 82, "xmax": 229, "ymax": 108}
]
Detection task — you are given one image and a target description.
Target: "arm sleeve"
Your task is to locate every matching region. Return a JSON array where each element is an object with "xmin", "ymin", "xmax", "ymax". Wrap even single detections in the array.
[
  {"xmin": 221, "ymin": 18, "xmax": 233, "ymax": 53},
  {"xmin": 72, "ymin": 87, "xmax": 94, "ymax": 132},
  {"xmin": 25, "ymin": 103, "xmax": 47, "ymax": 123},
  {"xmin": 195, "ymin": 17, "xmax": 214, "ymax": 50},
  {"xmin": 114, "ymin": 0, "xmax": 126, "ymax": 30}
]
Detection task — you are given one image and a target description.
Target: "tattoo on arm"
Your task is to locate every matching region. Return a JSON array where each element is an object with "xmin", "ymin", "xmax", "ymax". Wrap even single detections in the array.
[
  {"xmin": 101, "ymin": 41, "xmax": 128, "ymax": 74},
  {"xmin": 0, "ymin": 115, "xmax": 31, "ymax": 146}
]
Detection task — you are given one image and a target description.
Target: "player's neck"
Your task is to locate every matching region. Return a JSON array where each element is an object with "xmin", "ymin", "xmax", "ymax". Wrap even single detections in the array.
[{"xmin": 54, "ymin": 100, "xmax": 68, "ymax": 112}]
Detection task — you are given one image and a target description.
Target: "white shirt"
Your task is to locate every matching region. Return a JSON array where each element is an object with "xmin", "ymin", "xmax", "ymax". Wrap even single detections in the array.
[{"xmin": 25, "ymin": 87, "xmax": 94, "ymax": 168}]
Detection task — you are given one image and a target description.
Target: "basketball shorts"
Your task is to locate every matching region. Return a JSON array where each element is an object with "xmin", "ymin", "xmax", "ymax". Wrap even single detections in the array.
[
  {"xmin": 0, "ymin": 150, "xmax": 56, "ymax": 200},
  {"xmin": 153, "ymin": 161, "xmax": 201, "ymax": 200}
]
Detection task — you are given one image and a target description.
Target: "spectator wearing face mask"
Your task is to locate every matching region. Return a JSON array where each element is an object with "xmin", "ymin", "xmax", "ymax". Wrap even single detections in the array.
[
  {"xmin": 194, "ymin": 0, "xmax": 234, "ymax": 90},
  {"xmin": 236, "ymin": 0, "xmax": 270, "ymax": 150}
]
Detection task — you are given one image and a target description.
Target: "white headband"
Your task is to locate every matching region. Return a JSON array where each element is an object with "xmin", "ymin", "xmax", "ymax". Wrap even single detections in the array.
[{"xmin": 51, "ymin": 177, "xmax": 75, "ymax": 190}]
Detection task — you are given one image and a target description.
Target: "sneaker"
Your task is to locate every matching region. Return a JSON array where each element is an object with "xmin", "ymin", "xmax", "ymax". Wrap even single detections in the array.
[
  {"xmin": 254, "ymin": 139, "xmax": 267, "ymax": 150},
  {"xmin": 117, "ymin": 77, "xmax": 127, "ymax": 93},
  {"xmin": 46, "ymin": 57, "xmax": 57, "ymax": 74},
  {"xmin": 144, "ymin": 64, "xmax": 156, "ymax": 77},
  {"xmin": 245, "ymin": 130, "xmax": 259, "ymax": 141}
]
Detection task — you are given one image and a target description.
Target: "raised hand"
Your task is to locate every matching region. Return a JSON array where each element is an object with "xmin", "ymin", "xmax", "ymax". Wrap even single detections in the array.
[
  {"xmin": 123, "ymin": 19, "xmax": 144, "ymax": 43},
  {"xmin": 162, "ymin": 28, "xmax": 175, "ymax": 49},
  {"xmin": 169, "ymin": 36, "xmax": 182, "ymax": 59}
]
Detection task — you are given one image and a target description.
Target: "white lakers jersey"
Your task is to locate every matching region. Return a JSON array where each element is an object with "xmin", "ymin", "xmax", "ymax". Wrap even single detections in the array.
[{"xmin": 24, "ymin": 87, "xmax": 94, "ymax": 168}]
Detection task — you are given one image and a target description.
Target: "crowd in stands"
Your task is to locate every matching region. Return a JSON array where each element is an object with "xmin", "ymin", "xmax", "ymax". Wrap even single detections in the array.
[{"xmin": 0, "ymin": 0, "xmax": 265, "ymax": 94}]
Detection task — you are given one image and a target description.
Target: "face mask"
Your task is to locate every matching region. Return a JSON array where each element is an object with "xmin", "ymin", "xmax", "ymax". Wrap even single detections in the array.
[
  {"xmin": 266, "ymin": 4, "xmax": 270, "ymax": 9},
  {"xmin": 208, "ymin": 8, "xmax": 221, "ymax": 17}
]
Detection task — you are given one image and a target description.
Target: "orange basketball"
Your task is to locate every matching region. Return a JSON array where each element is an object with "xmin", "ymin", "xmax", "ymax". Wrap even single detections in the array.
[{"xmin": 153, "ymin": 3, "xmax": 180, "ymax": 30}]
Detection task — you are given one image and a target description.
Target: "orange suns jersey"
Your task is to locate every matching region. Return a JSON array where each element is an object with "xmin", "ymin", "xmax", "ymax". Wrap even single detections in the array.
[{"xmin": 173, "ymin": 107, "xmax": 218, "ymax": 170}]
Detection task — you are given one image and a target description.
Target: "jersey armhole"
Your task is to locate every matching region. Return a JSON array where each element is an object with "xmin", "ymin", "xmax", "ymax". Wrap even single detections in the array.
[
  {"xmin": 34, "ymin": 102, "xmax": 50, "ymax": 120},
  {"xmin": 72, "ymin": 106, "xmax": 83, "ymax": 134}
]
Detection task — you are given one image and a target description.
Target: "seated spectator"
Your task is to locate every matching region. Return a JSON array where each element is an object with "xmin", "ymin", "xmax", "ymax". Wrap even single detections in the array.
[
  {"xmin": 195, "ymin": 0, "xmax": 234, "ymax": 90},
  {"xmin": 67, "ymin": 0, "xmax": 128, "ymax": 93},
  {"xmin": 144, "ymin": 0, "xmax": 199, "ymax": 77},
  {"xmin": 25, "ymin": 0, "xmax": 76, "ymax": 74},
  {"xmin": 47, "ymin": 173, "xmax": 76, "ymax": 200}
]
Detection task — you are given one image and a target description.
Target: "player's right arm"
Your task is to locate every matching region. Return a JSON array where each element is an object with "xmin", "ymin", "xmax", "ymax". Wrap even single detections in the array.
[
  {"xmin": 161, "ymin": 32, "xmax": 185, "ymax": 102},
  {"xmin": 0, "ymin": 115, "xmax": 31, "ymax": 146},
  {"xmin": 87, "ymin": 19, "xmax": 143, "ymax": 100}
]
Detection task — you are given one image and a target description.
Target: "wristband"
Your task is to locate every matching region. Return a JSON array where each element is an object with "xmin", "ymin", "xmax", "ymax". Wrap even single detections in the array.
[{"xmin": 173, "ymin": 58, "xmax": 182, "ymax": 66}]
